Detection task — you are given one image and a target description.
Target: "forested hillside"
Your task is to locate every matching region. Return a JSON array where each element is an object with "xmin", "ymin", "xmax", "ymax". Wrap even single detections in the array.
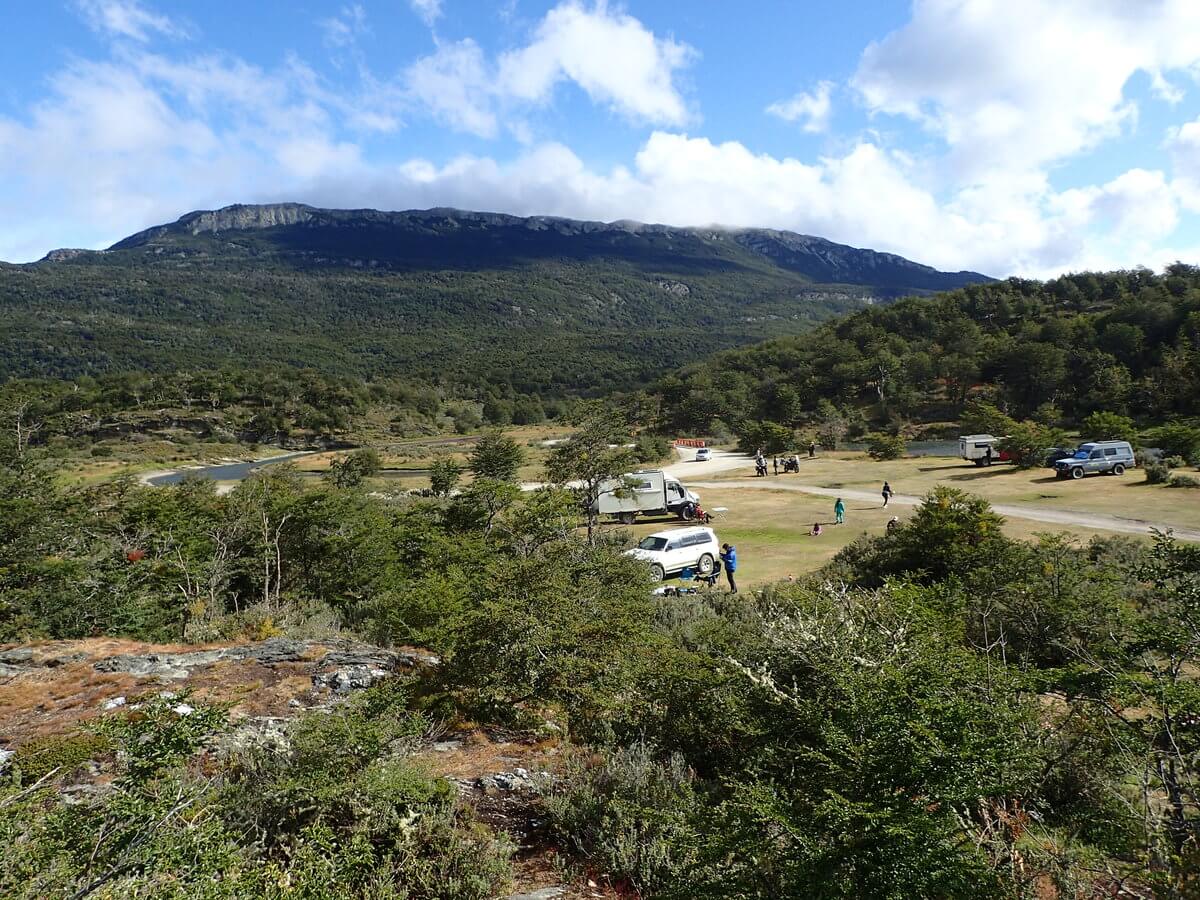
[
  {"xmin": 0, "ymin": 204, "xmax": 988, "ymax": 397},
  {"xmin": 654, "ymin": 266, "xmax": 1200, "ymax": 435}
]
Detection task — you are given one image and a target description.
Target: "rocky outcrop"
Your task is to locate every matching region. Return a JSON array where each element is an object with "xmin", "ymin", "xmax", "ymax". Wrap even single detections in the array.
[
  {"xmin": 0, "ymin": 638, "xmax": 439, "ymax": 744},
  {"xmin": 92, "ymin": 638, "xmax": 438, "ymax": 681},
  {"xmin": 39, "ymin": 248, "xmax": 95, "ymax": 262}
]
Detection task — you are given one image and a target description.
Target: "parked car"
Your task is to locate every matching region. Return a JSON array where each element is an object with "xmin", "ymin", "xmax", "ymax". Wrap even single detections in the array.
[
  {"xmin": 1054, "ymin": 441, "xmax": 1135, "ymax": 479},
  {"xmin": 1043, "ymin": 447, "xmax": 1073, "ymax": 468},
  {"xmin": 694, "ymin": 447, "xmax": 712, "ymax": 462},
  {"xmin": 624, "ymin": 526, "xmax": 720, "ymax": 582}
]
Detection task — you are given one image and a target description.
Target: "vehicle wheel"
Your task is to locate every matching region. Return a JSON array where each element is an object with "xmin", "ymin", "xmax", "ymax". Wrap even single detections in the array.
[
  {"xmin": 697, "ymin": 553, "xmax": 714, "ymax": 575},
  {"xmin": 1071, "ymin": 467, "xmax": 1084, "ymax": 480},
  {"xmin": 973, "ymin": 459, "xmax": 983, "ymax": 467},
  {"xmin": 618, "ymin": 512, "xmax": 636, "ymax": 526},
  {"xmin": 1112, "ymin": 463, "xmax": 1125, "ymax": 475},
  {"xmin": 650, "ymin": 563, "xmax": 665, "ymax": 582},
  {"xmin": 680, "ymin": 503, "xmax": 695, "ymax": 521}
]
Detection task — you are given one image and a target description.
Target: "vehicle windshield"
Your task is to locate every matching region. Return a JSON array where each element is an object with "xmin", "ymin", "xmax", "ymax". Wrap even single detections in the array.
[
  {"xmin": 637, "ymin": 536, "xmax": 669, "ymax": 551},
  {"xmin": 1072, "ymin": 449, "xmax": 1091, "ymax": 459}
]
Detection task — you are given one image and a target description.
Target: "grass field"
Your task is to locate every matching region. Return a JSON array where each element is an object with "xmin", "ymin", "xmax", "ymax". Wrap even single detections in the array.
[
  {"xmin": 612, "ymin": 483, "xmax": 1120, "ymax": 589},
  {"xmin": 708, "ymin": 452, "xmax": 1200, "ymax": 532}
]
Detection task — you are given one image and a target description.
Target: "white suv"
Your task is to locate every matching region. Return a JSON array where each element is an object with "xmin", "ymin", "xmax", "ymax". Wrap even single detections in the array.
[{"xmin": 625, "ymin": 526, "xmax": 720, "ymax": 581}]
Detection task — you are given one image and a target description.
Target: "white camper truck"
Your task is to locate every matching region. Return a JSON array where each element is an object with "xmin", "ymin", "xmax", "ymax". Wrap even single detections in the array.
[
  {"xmin": 596, "ymin": 469, "xmax": 699, "ymax": 525},
  {"xmin": 958, "ymin": 434, "xmax": 1011, "ymax": 466}
]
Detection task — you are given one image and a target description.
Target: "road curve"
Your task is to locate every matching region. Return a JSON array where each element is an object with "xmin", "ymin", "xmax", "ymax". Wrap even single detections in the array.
[{"xmin": 686, "ymin": 479, "xmax": 1200, "ymax": 543}]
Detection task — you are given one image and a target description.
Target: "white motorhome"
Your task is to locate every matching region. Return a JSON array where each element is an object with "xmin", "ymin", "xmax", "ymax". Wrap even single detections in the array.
[
  {"xmin": 595, "ymin": 469, "xmax": 699, "ymax": 525},
  {"xmin": 958, "ymin": 434, "xmax": 1006, "ymax": 466}
]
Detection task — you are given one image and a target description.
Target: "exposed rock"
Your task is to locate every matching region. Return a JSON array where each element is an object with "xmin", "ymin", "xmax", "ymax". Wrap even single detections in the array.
[
  {"xmin": 92, "ymin": 638, "xmax": 437, "ymax": 681},
  {"xmin": 313, "ymin": 664, "xmax": 391, "ymax": 693},
  {"xmin": 476, "ymin": 768, "xmax": 548, "ymax": 794},
  {"xmin": 0, "ymin": 749, "xmax": 14, "ymax": 772},
  {"xmin": 102, "ymin": 696, "xmax": 126, "ymax": 711},
  {"xmin": 39, "ymin": 248, "xmax": 94, "ymax": 262}
]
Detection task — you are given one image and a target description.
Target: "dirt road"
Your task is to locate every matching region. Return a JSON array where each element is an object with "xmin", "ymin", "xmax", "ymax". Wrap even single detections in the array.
[
  {"xmin": 664, "ymin": 447, "xmax": 754, "ymax": 479},
  {"xmin": 687, "ymin": 478, "xmax": 1200, "ymax": 542}
]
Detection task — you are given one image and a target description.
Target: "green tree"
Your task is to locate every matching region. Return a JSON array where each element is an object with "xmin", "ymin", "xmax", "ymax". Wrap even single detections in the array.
[
  {"xmin": 1080, "ymin": 410, "xmax": 1137, "ymax": 444},
  {"xmin": 468, "ymin": 431, "xmax": 525, "ymax": 483},
  {"xmin": 545, "ymin": 406, "xmax": 635, "ymax": 543},
  {"xmin": 997, "ymin": 420, "xmax": 1061, "ymax": 468},
  {"xmin": 324, "ymin": 448, "xmax": 381, "ymax": 488},
  {"xmin": 429, "ymin": 457, "xmax": 462, "ymax": 496}
]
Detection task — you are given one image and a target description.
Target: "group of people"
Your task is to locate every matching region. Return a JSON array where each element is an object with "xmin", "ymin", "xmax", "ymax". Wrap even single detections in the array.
[
  {"xmin": 754, "ymin": 442, "xmax": 818, "ymax": 477},
  {"xmin": 809, "ymin": 482, "xmax": 896, "ymax": 536}
]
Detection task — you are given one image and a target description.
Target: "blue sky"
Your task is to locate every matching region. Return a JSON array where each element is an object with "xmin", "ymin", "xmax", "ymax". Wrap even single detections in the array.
[{"xmin": 3, "ymin": 0, "xmax": 1200, "ymax": 277}]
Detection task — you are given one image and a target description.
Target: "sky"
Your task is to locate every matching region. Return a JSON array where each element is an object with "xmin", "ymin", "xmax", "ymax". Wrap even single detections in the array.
[{"xmin": 3, "ymin": 1, "xmax": 1200, "ymax": 277}]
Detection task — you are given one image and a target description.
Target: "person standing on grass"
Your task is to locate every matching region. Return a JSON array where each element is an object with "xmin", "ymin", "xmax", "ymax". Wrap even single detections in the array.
[
  {"xmin": 834, "ymin": 497, "xmax": 845, "ymax": 525},
  {"xmin": 720, "ymin": 543, "xmax": 738, "ymax": 593},
  {"xmin": 773, "ymin": 456, "xmax": 778, "ymax": 475},
  {"xmin": 882, "ymin": 481, "xmax": 893, "ymax": 507},
  {"xmin": 809, "ymin": 441, "xmax": 816, "ymax": 458}
]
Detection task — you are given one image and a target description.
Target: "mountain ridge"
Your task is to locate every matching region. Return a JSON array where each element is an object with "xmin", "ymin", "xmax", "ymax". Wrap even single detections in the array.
[
  {"xmin": 1, "ymin": 202, "xmax": 993, "ymax": 394},
  {"xmin": 91, "ymin": 202, "xmax": 991, "ymax": 291}
]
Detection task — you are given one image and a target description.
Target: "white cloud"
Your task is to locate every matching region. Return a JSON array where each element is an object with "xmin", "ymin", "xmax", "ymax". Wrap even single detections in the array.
[
  {"xmin": 410, "ymin": 0, "xmax": 443, "ymax": 27},
  {"xmin": 496, "ymin": 1, "xmax": 695, "ymax": 126},
  {"xmin": 4, "ymin": 0, "xmax": 1200, "ymax": 283},
  {"xmin": 405, "ymin": 40, "xmax": 498, "ymax": 137},
  {"xmin": 0, "ymin": 51, "xmax": 371, "ymax": 261},
  {"xmin": 853, "ymin": 0, "xmax": 1200, "ymax": 176},
  {"xmin": 767, "ymin": 81, "xmax": 834, "ymax": 133},
  {"xmin": 321, "ymin": 4, "xmax": 369, "ymax": 48},
  {"xmin": 402, "ymin": 2, "xmax": 695, "ymax": 136},
  {"xmin": 77, "ymin": 0, "xmax": 185, "ymax": 42},
  {"xmin": 290, "ymin": 132, "xmax": 1176, "ymax": 279},
  {"xmin": 1167, "ymin": 116, "xmax": 1200, "ymax": 212}
]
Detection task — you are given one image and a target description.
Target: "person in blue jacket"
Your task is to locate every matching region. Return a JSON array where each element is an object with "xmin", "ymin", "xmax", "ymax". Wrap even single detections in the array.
[{"xmin": 720, "ymin": 543, "xmax": 738, "ymax": 594}]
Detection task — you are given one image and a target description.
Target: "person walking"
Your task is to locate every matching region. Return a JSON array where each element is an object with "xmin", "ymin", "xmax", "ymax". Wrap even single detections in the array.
[
  {"xmin": 834, "ymin": 497, "xmax": 845, "ymax": 525},
  {"xmin": 882, "ymin": 481, "xmax": 893, "ymax": 507},
  {"xmin": 720, "ymin": 543, "xmax": 738, "ymax": 593}
]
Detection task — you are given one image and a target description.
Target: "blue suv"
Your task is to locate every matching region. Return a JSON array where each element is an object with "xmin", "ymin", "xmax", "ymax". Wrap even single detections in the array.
[{"xmin": 1054, "ymin": 441, "xmax": 1135, "ymax": 480}]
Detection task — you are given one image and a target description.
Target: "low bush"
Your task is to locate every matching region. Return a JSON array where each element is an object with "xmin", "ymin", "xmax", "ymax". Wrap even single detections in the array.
[
  {"xmin": 866, "ymin": 432, "xmax": 907, "ymax": 460},
  {"xmin": 543, "ymin": 741, "xmax": 701, "ymax": 894},
  {"xmin": 1145, "ymin": 462, "xmax": 1172, "ymax": 484},
  {"xmin": 0, "ymin": 686, "xmax": 513, "ymax": 900},
  {"xmin": 1168, "ymin": 474, "xmax": 1200, "ymax": 489},
  {"xmin": 10, "ymin": 732, "xmax": 112, "ymax": 783}
]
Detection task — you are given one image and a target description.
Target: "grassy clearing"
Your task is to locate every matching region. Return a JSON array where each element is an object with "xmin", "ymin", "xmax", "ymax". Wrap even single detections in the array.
[
  {"xmin": 708, "ymin": 452, "xmax": 1200, "ymax": 532},
  {"xmin": 609, "ymin": 484, "xmax": 1120, "ymax": 588}
]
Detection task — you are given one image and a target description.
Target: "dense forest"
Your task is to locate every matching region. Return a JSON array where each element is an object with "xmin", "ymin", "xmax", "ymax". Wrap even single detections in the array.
[
  {"xmin": 0, "ymin": 366, "xmax": 570, "ymax": 454},
  {"xmin": 3, "ymin": 420, "xmax": 1200, "ymax": 896},
  {"xmin": 653, "ymin": 266, "xmax": 1200, "ymax": 438},
  {"xmin": 0, "ymin": 203, "xmax": 993, "ymax": 397}
]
